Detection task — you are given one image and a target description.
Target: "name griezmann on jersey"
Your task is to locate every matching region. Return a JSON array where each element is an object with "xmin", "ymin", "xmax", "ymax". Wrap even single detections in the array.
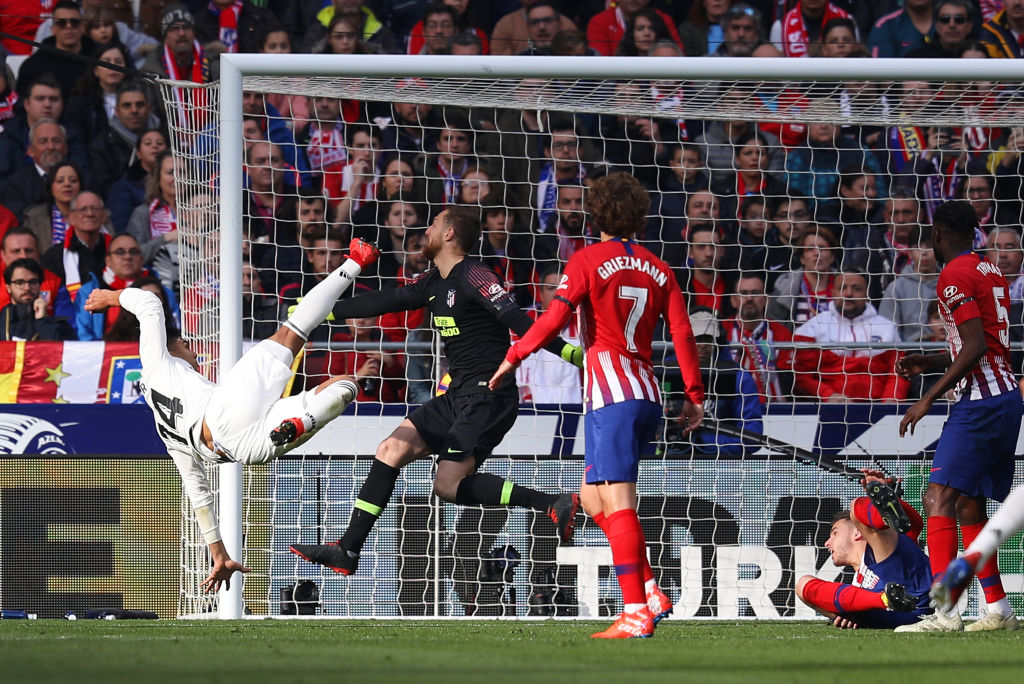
[{"xmin": 596, "ymin": 255, "xmax": 669, "ymax": 286}]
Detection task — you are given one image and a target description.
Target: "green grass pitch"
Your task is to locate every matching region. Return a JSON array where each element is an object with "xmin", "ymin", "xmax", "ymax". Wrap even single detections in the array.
[{"xmin": 2, "ymin": 620, "xmax": 1024, "ymax": 684}]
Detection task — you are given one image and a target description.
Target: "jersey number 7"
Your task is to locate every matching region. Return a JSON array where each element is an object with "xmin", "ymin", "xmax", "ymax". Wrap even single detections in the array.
[{"xmin": 619, "ymin": 285, "xmax": 649, "ymax": 353}]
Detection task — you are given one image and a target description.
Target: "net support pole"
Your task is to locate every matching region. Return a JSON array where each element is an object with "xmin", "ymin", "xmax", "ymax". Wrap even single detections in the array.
[{"xmin": 217, "ymin": 57, "xmax": 245, "ymax": 620}]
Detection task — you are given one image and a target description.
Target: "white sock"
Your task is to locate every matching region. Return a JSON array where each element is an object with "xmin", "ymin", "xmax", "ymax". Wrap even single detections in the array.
[
  {"xmin": 941, "ymin": 605, "xmax": 960, "ymax": 619},
  {"xmin": 624, "ymin": 603, "xmax": 646, "ymax": 614},
  {"xmin": 283, "ymin": 259, "xmax": 362, "ymax": 340},
  {"xmin": 644, "ymin": 579, "xmax": 656, "ymax": 597},
  {"xmin": 987, "ymin": 597, "xmax": 1013, "ymax": 617},
  {"xmin": 298, "ymin": 379, "xmax": 358, "ymax": 433},
  {"xmin": 965, "ymin": 483, "xmax": 1024, "ymax": 571}
]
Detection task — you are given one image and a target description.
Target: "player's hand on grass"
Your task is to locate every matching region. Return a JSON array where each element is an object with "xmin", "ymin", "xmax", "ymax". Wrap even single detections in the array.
[
  {"xmin": 488, "ymin": 358, "xmax": 519, "ymax": 391},
  {"xmin": 678, "ymin": 400, "xmax": 703, "ymax": 434},
  {"xmin": 201, "ymin": 557, "xmax": 251, "ymax": 594},
  {"xmin": 899, "ymin": 397, "xmax": 933, "ymax": 437},
  {"xmin": 83, "ymin": 288, "xmax": 120, "ymax": 312},
  {"xmin": 832, "ymin": 616, "xmax": 858, "ymax": 629},
  {"xmin": 896, "ymin": 354, "xmax": 931, "ymax": 379}
]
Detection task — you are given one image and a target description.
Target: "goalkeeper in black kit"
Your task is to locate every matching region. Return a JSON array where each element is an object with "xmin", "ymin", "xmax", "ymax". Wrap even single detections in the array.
[{"xmin": 290, "ymin": 206, "xmax": 583, "ymax": 576}]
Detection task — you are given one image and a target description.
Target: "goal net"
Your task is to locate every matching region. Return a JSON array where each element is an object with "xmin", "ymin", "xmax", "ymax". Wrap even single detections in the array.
[{"xmin": 159, "ymin": 55, "xmax": 1024, "ymax": 620}]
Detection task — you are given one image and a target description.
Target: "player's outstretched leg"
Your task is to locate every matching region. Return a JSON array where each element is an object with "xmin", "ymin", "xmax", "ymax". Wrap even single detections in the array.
[
  {"xmin": 865, "ymin": 481, "xmax": 911, "ymax": 534},
  {"xmin": 270, "ymin": 377, "xmax": 359, "ymax": 447},
  {"xmin": 452, "ymin": 470, "xmax": 581, "ymax": 543},
  {"xmin": 281, "ymin": 238, "xmax": 379, "ymax": 344}
]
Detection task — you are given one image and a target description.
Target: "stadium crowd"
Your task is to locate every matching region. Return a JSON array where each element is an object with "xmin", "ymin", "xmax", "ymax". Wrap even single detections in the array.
[{"xmin": 1, "ymin": 0, "xmax": 1023, "ymax": 410}]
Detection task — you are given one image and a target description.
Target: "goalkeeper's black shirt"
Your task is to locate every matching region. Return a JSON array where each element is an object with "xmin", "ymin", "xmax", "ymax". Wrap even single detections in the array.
[{"xmin": 332, "ymin": 258, "xmax": 567, "ymax": 393}]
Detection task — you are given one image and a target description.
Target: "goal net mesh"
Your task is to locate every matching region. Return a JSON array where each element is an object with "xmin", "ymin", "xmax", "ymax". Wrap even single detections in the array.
[{"xmin": 159, "ymin": 69, "xmax": 1024, "ymax": 619}]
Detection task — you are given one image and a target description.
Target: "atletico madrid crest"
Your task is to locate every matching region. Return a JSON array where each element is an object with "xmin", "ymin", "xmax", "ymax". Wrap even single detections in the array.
[{"xmin": 446, "ymin": 289, "xmax": 456, "ymax": 307}]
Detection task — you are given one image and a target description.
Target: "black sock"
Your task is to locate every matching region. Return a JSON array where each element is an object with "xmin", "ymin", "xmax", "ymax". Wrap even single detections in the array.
[
  {"xmin": 455, "ymin": 473, "xmax": 558, "ymax": 511},
  {"xmin": 340, "ymin": 459, "xmax": 399, "ymax": 553}
]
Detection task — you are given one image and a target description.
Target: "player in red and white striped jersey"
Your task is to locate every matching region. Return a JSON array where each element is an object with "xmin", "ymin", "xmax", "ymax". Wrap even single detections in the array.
[
  {"xmin": 896, "ymin": 200, "xmax": 1024, "ymax": 632},
  {"xmin": 490, "ymin": 173, "xmax": 705, "ymax": 638}
]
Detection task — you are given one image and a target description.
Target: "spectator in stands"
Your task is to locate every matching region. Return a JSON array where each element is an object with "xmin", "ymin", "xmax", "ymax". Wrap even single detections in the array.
[
  {"xmin": 980, "ymin": 0, "xmax": 1024, "ymax": 57},
  {"xmin": 534, "ymin": 183, "xmax": 591, "ymax": 264},
  {"xmin": 906, "ymin": 0, "xmax": 975, "ymax": 58},
  {"xmin": 989, "ymin": 121, "xmax": 1024, "ymax": 225},
  {"xmin": 736, "ymin": 196, "xmax": 783, "ymax": 275},
  {"xmin": 718, "ymin": 130, "xmax": 785, "ymax": 222},
  {"xmin": 379, "ymin": 101, "xmax": 441, "ymax": 157},
  {"xmin": 616, "ymin": 7, "xmax": 681, "ymax": 56},
  {"xmin": 515, "ymin": 265, "xmax": 582, "ymax": 404},
  {"xmin": 879, "ymin": 225, "xmax": 938, "ymax": 342},
  {"xmin": 314, "ymin": 314, "xmax": 405, "ymax": 401},
  {"xmin": 0, "ymin": 226, "xmax": 60, "ymax": 315},
  {"xmin": 0, "ymin": 118, "xmax": 67, "ymax": 218},
  {"xmin": 35, "ymin": 3, "xmax": 157, "ymax": 68},
  {"xmin": 450, "ymin": 30, "xmax": 485, "ymax": 55},
  {"xmin": 829, "ymin": 167, "xmax": 890, "ymax": 300},
  {"xmin": 677, "ymin": 0, "xmax": 731, "ymax": 56},
  {"xmin": 319, "ymin": 14, "xmax": 372, "ymax": 56},
  {"xmin": 867, "ymin": 0, "xmax": 934, "ymax": 58},
  {"xmin": 126, "ymin": 151, "xmax": 179, "ymax": 295},
  {"xmin": 107, "ymin": 128, "xmax": 168, "ymax": 234},
  {"xmin": 244, "ymin": 141, "xmax": 300, "ymax": 254},
  {"xmin": 65, "ymin": 42, "xmax": 135, "ymax": 144},
  {"xmin": 302, "ymin": 0, "xmax": 400, "ymax": 55},
  {"xmin": 22, "ymin": 161, "xmax": 83, "ymax": 250},
  {"xmin": 678, "ymin": 223, "xmax": 731, "ymax": 317},
  {"xmin": 142, "ymin": 4, "xmax": 212, "ymax": 85},
  {"xmin": 89, "ymin": 82, "xmax": 161, "ymax": 197},
  {"xmin": 696, "ymin": 110, "xmax": 785, "ymax": 196},
  {"xmin": 587, "ymin": 0, "xmax": 683, "ymax": 56},
  {"xmin": 817, "ymin": 16, "xmax": 860, "ymax": 57},
  {"xmin": 710, "ymin": 3, "xmax": 765, "ymax": 57},
  {"xmin": 0, "ymin": 73, "xmax": 89, "ymax": 180},
  {"xmin": 239, "ymin": 260, "xmax": 278, "ymax": 341},
  {"xmin": 0, "ymin": 258, "xmax": 76, "ymax": 341},
  {"xmin": 300, "ymin": 94, "xmax": 348, "ymax": 200},
  {"xmin": 257, "ymin": 24, "xmax": 310, "ymax": 125},
  {"xmin": 16, "ymin": 1, "xmax": 95, "ymax": 100},
  {"xmin": 768, "ymin": 196, "xmax": 813, "ymax": 262},
  {"xmin": 878, "ymin": 189, "xmax": 924, "ymax": 280},
  {"xmin": 551, "ymin": 28, "xmax": 597, "ymax": 56},
  {"xmin": 490, "ymin": 0, "xmax": 577, "ymax": 56},
  {"xmin": 790, "ymin": 266, "xmax": 906, "ymax": 402},
  {"xmin": 76, "ymin": 233, "xmax": 180, "ymax": 340},
  {"xmin": 455, "ymin": 164, "xmax": 494, "ymax": 207},
  {"xmin": 722, "ymin": 272, "xmax": 797, "ymax": 403},
  {"xmin": 331, "ymin": 125, "xmax": 381, "ymax": 225},
  {"xmin": 416, "ymin": 3, "xmax": 458, "ymax": 55},
  {"xmin": 987, "ymin": 226, "xmax": 1024, "ymax": 302},
  {"xmin": 425, "ymin": 114, "xmax": 475, "ymax": 206},
  {"xmin": 0, "ymin": 60, "xmax": 16, "ymax": 127},
  {"xmin": 350, "ymin": 156, "xmax": 423, "ymax": 239},
  {"xmin": 42, "ymin": 190, "xmax": 111, "ymax": 309},
  {"xmin": 911, "ymin": 126, "xmax": 970, "ymax": 222},
  {"xmin": 771, "ymin": 0, "xmax": 853, "ymax": 57},
  {"xmin": 516, "ymin": 2, "xmax": 563, "ymax": 55},
  {"xmin": 684, "ymin": 308, "xmax": 762, "ymax": 455},
  {"xmin": 531, "ymin": 119, "xmax": 587, "ymax": 230},
  {"xmin": 371, "ymin": 200, "xmax": 425, "ymax": 288},
  {"xmin": 783, "ymin": 122, "xmax": 882, "ymax": 218},
  {"xmin": 407, "ymin": 0, "xmax": 488, "ymax": 55},
  {"xmin": 768, "ymin": 226, "xmax": 838, "ymax": 329},
  {"xmin": 597, "ymin": 86, "xmax": 668, "ymax": 186},
  {"xmin": 194, "ymin": 0, "xmax": 279, "ymax": 55},
  {"xmin": 960, "ymin": 173, "xmax": 998, "ymax": 229},
  {"xmin": 479, "ymin": 197, "xmax": 538, "ymax": 309},
  {"xmin": 645, "ymin": 143, "xmax": 708, "ymax": 253}
]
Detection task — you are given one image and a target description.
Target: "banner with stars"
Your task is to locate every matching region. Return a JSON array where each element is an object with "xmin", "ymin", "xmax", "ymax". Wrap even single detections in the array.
[{"xmin": 0, "ymin": 341, "xmax": 141, "ymax": 403}]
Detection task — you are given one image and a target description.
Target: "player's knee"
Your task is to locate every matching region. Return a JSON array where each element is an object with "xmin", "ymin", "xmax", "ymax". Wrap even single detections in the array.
[
  {"xmin": 923, "ymin": 483, "xmax": 957, "ymax": 516},
  {"xmin": 955, "ymin": 495, "xmax": 986, "ymax": 525},
  {"xmin": 375, "ymin": 439, "xmax": 405, "ymax": 468}
]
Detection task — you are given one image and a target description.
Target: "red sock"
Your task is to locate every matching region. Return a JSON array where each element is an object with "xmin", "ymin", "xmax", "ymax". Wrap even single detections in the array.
[
  {"xmin": 595, "ymin": 510, "xmax": 654, "ymax": 585},
  {"xmin": 802, "ymin": 578, "xmax": 886, "ymax": 613},
  {"xmin": 605, "ymin": 509, "xmax": 647, "ymax": 608},
  {"xmin": 961, "ymin": 522, "xmax": 1006, "ymax": 603},
  {"xmin": 926, "ymin": 515, "xmax": 959, "ymax": 577}
]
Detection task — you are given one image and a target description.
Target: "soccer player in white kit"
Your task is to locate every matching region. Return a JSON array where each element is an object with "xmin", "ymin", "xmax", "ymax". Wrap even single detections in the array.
[{"xmin": 84, "ymin": 238, "xmax": 380, "ymax": 591}]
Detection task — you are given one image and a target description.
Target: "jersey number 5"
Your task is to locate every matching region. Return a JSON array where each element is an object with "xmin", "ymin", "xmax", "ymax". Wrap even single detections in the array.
[
  {"xmin": 993, "ymin": 286, "xmax": 1010, "ymax": 347},
  {"xmin": 619, "ymin": 285, "xmax": 648, "ymax": 352}
]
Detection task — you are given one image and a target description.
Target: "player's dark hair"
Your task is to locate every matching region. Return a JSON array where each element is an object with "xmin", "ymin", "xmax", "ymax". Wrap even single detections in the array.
[
  {"xmin": 1, "ymin": 225, "xmax": 39, "ymax": 253},
  {"xmin": 444, "ymin": 206, "xmax": 481, "ymax": 253},
  {"xmin": 832, "ymin": 509, "xmax": 851, "ymax": 525},
  {"xmin": 589, "ymin": 172, "xmax": 649, "ymax": 239},
  {"xmin": 932, "ymin": 199, "xmax": 978, "ymax": 241},
  {"xmin": 4, "ymin": 258, "xmax": 42, "ymax": 283}
]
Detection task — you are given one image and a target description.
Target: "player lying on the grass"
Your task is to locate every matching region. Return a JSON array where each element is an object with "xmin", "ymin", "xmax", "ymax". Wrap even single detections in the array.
[
  {"xmin": 489, "ymin": 173, "xmax": 704, "ymax": 639},
  {"xmin": 289, "ymin": 206, "xmax": 583, "ymax": 577},
  {"xmin": 795, "ymin": 472, "xmax": 932, "ymax": 630},
  {"xmin": 85, "ymin": 238, "xmax": 381, "ymax": 592},
  {"xmin": 896, "ymin": 200, "xmax": 1023, "ymax": 633},
  {"xmin": 932, "ymin": 480, "xmax": 1024, "ymax": 617}
]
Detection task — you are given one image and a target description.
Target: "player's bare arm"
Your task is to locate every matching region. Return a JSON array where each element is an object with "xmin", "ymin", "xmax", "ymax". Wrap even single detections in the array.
[
  {"xmin": 900, "ymin": 318, "xmax": 986, "ymax": 436},
  {"xmin": 83, "ymin": 288, "xmax": 123, "ymax": 312}
]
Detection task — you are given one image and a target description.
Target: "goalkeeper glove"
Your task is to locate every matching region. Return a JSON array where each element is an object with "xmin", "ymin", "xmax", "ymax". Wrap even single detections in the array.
[{"xmin": 560, "ymin": 343, "xmax": 584, "ymax": 368}]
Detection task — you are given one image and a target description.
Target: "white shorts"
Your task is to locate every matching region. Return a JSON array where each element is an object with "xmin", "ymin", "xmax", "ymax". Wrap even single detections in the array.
[{"xmin": 203, "ymin": 340, "xmax": 309, "ymax": 465}]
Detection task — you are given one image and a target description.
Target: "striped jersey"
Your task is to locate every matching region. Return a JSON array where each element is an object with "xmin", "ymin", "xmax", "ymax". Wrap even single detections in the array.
[
  {"xmin": 937, "ymin": 251, "xmax": 1017, "ymax": 400},
  {"xmin": 509, "ymin": 238, "xmax": 703, "ymax": 411}
]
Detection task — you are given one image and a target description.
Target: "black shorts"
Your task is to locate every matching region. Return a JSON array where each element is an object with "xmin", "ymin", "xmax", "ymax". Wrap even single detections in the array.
[{"xmin": 408, "ymin": 389, "xmax": 518, "ymax": 464}]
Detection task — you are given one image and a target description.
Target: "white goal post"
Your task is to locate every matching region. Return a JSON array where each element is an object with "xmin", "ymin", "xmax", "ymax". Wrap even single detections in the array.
[{"xmin": 158, "ymin": 54, "xmax": 1024, "ymax": 620}]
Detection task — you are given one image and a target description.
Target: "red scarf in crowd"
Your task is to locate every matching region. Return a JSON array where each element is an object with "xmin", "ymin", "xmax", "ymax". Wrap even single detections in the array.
[
  {"xmin": 782, "ymin": 2, "xmax": 850, "ymax": 57},
  {"xmin": 0, "ymin": 90, "xmax": 18, "ymax": 122},
  {"xmin": 162, "ymin": 42, "xmax": 210, "ymax": 130},
  {"xmin": 728, "ymin": 319, "xmax": 787, "ymax": 403},
  {"xmin": 210, "ymin": 0, "xmax": 243, "ymax": 52},
  {"xmin": 149, "ymin": 199, "xmax": 177, "ymax": 237},
  {"xmin": 63, "ymin": 228, "xmax": 111, "ymax": 301}
]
